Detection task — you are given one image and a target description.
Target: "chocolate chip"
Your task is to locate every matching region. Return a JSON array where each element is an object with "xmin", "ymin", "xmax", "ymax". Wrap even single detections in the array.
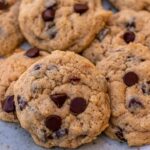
[
  {"xmin": 123, "ymin": 31, "xmax": 135, "ymax": 43},
  {"xmin": 45, "ymin": 115, "xmax": 62, "ymax": 131},
  {"xmin": 123, "ymin": 72, "xmax": 139, "ymax": 87},
  {"xmin": 52, "ymin": 128, "xmax": 68, "ymax": 139},
  {"xmin": 125, "ymin": 21, "xmax": 136, "ymax": 30},
  {"xmin": 47, "ymin": 26, "xmax": 57, "ymax": 39},
  {"xmin": 47, "ymin": 134, "xmax": 53, "ymax": 139},
  {"xmin": 128, "ymin": 98, "xmax": 144, "ymax": 112},
  {"xmin": 2, "ymin": 95, "xmax": 15, "ymax": 113},
  {"xmin": 115, "ymin": 128, "xmax": 126, "ymax": 142},
  {"xmin": 0, "ymin": 0, "xmax": 7, "ymax": 10},
  {"xmin": 140, "ymin": 59, "xmax": 145, "ymax": 62},
  {"xmin": 97, "ymin": 28, "xmax": 110, "ymax": 42},
  {"xmin": 106, "ymin": 77, "xmax": 110, "ymax": 81},
  {"xmin": 25, "ymin": 48, "xmax": 40, "ymax": 58},
  {"xmin": 33, "ymin": 64, "xmax": 41, "ymax": 70},
  {"xmin": 141, "ymin": 81, "xmax": 150, "ymax": 95},
  {"xmin": 70, "ymin": 97, "xmax": 87, "ymax": 115},
  {"xmin": 69, "ymin": 77, "xmax": 80, "ymax": 84},
  {"xmin": 42, "ymin": 8, "xmax": 55, "ymax": 22},
  {"xmin": 74, "ymin": 3, "xmax": 89, "ymax": 14},
  {"xmin": 17, "ymin": 96, "xmax": 27, "ymax": 111},
  {"xmin": 50, "ymin": 93, "xmax": 68, "ymax": 108}
]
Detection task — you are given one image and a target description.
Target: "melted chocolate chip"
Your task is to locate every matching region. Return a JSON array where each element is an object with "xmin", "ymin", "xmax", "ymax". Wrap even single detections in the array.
[
  {"xmin": 123, "ymin": 31, "xmax": 135, "ymax": 43},
  {"xmin": 128, "ymin": 98, "xmax": 144, "ymax": 112},
  {"xmin": 70, "ymin": 97, "xmax": 87, "ymax": 115},
  {"xmin": 115, "ymin": 128, "xmax": 126, "ymax": 142},
  {"xmin": 123, "ymin": 72, "xmax": 139, "ymax": 87},
  {"xmin": 97, "ymin": 28, "xmax": 110, "ymax": 42},
  {"xmin": 0, "ymin": 0, "xmax": 7, "ymax": 10},
  {"xmin": 17, "ymin": 96, "xmax": 27, "ymax": 111},
  {"xmin": 42, "ymin": 8, "xmax": 56, "ymax": 22},
  {"xmin": 45, "ymin": 115, "xmax": 62, "ymax": 131},
  {"xmin": 74, "ymin": 3, "xmax": 89, "ymax": 14},
  {"xmin": 50, "ymin": 93, "xmax": 68, "ymax": 108},
  {"xmin": 3, "ymin": 95, "xmax": 15, "ymax": 113},
  {"xmin": 25, "ymin": 48, "xmax": 40, "ymax": 58}
]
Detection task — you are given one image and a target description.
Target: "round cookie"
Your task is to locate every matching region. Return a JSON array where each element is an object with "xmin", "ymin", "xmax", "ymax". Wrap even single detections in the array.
[
  {"xmin": 97, "ymin": 43, "xmax": 150, "ymax": 146},
  {"xmin": 14, "ymin": 50, "xmax": 110, "ymax": 148},
  {"xmin": 19, "ymin": 0, "xmax": 111, "ymax": 53},
  {"xmin": 0, "ymin": 48, "xmax": 48, "ymax": 122},
  {"xmin": 0, "ymin": 0, "xmax": 24, "ymax": 56},
  {"xmin": 82, "ymin": 9, "xmax": 150, "ymax": 64},
  {"xmin": 110, "ymin": 0, "xmax": 150, "ymax": 11}
]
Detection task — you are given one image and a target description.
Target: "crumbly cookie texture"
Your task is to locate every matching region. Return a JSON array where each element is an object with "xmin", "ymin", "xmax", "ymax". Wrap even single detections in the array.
[
  {"xmin": 19, "ymin": 0, "xmax": 111, "ymax": 53},
  {"xmin": 0, "ymin": 0, "xmax": 24, "ymax": 56},
  {"xmin": 0, "ymin": 48, "xmax": 48, "ymax": 122},
  {"xmin": 97, "ymin": 43, "xmax": 150, "ymax": 146},
  {"xmin": 82, "ymin": 9, "xmax": 150, "ymax": 64},
  {"xmin": 110, "ymin": 0, "xmax": 150, "ymax": 11},
  {"xmin": 14, "ymin": 50, "xmax": 110, "ymax": 148}
]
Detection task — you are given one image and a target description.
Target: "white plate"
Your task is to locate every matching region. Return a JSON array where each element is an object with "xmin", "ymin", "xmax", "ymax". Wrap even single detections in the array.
[{"xmin": 0, "ymin": 1, "xmax": 150, "ymax": 150}]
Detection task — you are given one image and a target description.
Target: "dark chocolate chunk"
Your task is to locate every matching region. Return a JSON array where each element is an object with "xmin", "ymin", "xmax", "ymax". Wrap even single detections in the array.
[
  {"xmin": 25, "ymin": 47, "xmax": 40, "ymax": 58},
  {"xmin": 74, "ymin": 3, "xmax": 89, "ymax": 14},
  {"xmin": 45, "ymin": 115, "xmax": 62, "ymax": 131},
  {"xmin": 69, "ymin": 77, "xmax": 80, "ymax": 84},
  {"xmin": 42, "ymin": 8, "xmax": 56, "ymax": 22},
  {"xmin": 50, "ymin": 93, "xmax": 68, "ymax": 108},
  {"xmin": 2, "ymin": 95, "xmax": 15, "ymax": 113},
  {"xmin": 123, "ymin": 31, "xmax": 135, "ymax": 43},
  {"xmin": 128, "ymin": 98, "xmax": 144, "ymax": 112},
  {"xmin": 123, "ymin": 72, "xmax": 139, "ymax": 87},
  {"xmin": 70, "ymin": 97, "xmax": 87, "ymax": 115},
  {"xmin": 0, "ymin": 0, "xmax": 7, "ymax": 10},
  {"xmin": 115, "ymin": 128, "xmax": 126, "ymax": 142}
]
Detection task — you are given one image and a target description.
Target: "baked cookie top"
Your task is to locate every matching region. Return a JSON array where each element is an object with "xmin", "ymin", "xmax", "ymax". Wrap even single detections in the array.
[
  {"xmin": 0, "ymin": 48, "xmax": 48, "ymax": 122},
  {"xmin": 110, "ymin": 0, "xmax": 150, "ymax": 11},
  {"xmin": 82, "ymin": 9, "xmax": 150, "ymax": 64},
  {"xmin": 19, "ymin": 0, "xmax": 111, "ymax": 53},
  {"xmin": 0, "ymin": 0, "xmax": 24, "ymax": 56},
  {"xmin": 97, "ymin": 43, "xmax": 150, "ymax": 146},
  {"xmin": 14, "ymin": 50, "xmax": 110, "ymax": 148}
]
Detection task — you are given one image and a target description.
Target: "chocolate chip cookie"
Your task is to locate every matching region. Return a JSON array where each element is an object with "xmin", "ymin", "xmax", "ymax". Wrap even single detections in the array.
[
  {"xmin": 14, "ymin": 50, "xmax": 110, "ymax": 148},
  {"xmin": 110, "ymin": 0, "xmax": 150, "ymax": 11},
  {"xmin": 97, "ymin": 43, "xmax": 150, "ymax": 146},
  {"xmin": 0, "ymin": 0, "xmax": 24, "ymax": 56},
  {"xmin": 0, "ymin": 48, "xmax": 48, "ymax": 122},
  {"xmin": 19, "ymin": 0, "xmax": 111, "ymax": 53},
  {"xmin": 82, "ymin": 9, "xmax": 150, "ymax": 64}
]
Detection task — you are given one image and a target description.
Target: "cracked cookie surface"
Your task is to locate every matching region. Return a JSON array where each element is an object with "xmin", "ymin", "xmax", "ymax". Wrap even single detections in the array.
[
  {"xmin": 0, "ymin": 48, "xmax": 48, "ymax": 122},
  {"xmin": 82, "ymin": 9, "xmax": 150, "ymax": 64},
  {"xmin": 14, "ymin": 50, "xmax": 110, "ymax": 148},
  {"xmin": 97, "ymin": 43, "xmax": 150, "ymax": 146},
  {"xmin": 19, "ymin": 0, "xmax": 111, "ymax": 53},
  {"xmin": 0, "ymin": 0, "xmax": 23, "ymax": 56}
]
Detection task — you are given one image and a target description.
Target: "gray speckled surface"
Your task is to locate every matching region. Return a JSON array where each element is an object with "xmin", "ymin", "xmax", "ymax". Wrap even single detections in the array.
[{"xmin": 0, "ymin": 0, "xmax": 150, "ymax": 150}]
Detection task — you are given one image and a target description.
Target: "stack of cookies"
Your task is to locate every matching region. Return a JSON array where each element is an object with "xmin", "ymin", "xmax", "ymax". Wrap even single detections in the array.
[{"xmin": 0, "ymin": 0, "xmax": 150, "ymax": 149}]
